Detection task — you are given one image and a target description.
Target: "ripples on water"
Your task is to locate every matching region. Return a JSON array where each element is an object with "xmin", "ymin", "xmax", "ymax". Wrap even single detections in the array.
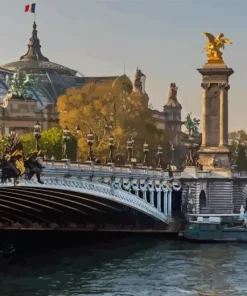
[{"xmin": 0, "ymin": 232, "xmax": 247, "ymax": 296}]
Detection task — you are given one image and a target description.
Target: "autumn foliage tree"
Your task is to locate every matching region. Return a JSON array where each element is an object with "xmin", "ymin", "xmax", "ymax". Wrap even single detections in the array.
[{"xmin": 57, "ymin": 81, "xmax": 170, "ymax": 166}]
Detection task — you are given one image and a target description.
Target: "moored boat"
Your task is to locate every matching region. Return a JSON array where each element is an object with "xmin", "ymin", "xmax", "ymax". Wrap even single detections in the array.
[{"xmin": 180, "ymin": 212, "xmax": 247, "ymax": 242}]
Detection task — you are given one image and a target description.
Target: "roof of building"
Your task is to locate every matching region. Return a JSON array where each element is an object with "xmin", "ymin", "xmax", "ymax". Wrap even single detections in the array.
[
  {"xmin": 163, "ymin": 83, "xmax": 182, "ymax": 109},
  {"xmin": 1, "ymin": 22, "xmax": 76, "ymax": 76},
  {"xmin": 0, "ymin": 22, "xmax": 139, "ymax": 109}
]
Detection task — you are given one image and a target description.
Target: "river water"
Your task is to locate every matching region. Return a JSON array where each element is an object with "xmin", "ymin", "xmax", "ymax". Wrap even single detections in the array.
[{"xmin": 0, "ymin": 233, "xmax": 247, "ymax": 296}]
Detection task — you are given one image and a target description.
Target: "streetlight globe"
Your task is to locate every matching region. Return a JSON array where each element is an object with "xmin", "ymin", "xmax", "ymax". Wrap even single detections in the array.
[
  {"xmin": 34, "ymin": 121, "xmax": 41, "ymax": 131},
  {"xmin": 143, "ymin": 141, "xmax": 149, "ymax": 152},
  {"xmin": 64, "ymin": 126, "xmax": 69, "ymax": 133},
  {"xmin": 75, "ymin": 124, "xmax": 80, "ymax": 134},
  {"xmin": 86, "ymin": 132, "xmax": 94, "ymax": 144}
]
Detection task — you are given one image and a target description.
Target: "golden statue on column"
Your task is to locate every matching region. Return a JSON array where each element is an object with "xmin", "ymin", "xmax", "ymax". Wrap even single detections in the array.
[{"xmin": 201, "ymin": 32, "xmax": 232, "ymax": 64}]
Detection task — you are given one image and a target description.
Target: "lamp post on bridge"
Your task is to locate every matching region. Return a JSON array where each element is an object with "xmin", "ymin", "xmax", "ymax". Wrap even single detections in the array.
[
  {"xmin": 86, "ymin": 132, "xmax": 94, "ymax": 162},
  {"xmin": 143, "ymin": 142, "xmax": 149, "ymax": 167},
  {"xmin": 156, "ymin": 144, "xmax": 163, "ymax": 168},
  {"xmin": 126, "ymin": 138, "xmax": 134, "ymax": 165},
  {"xmin": 33, "ymin": 121, "xmax": 41, "ymax": 150},
  {"xmin": 171, "ymin": 144, "xmax": 175, "ymax": 166},
  {"xmin": 107, "ymin": 135, "xmax": 115, "ymax": 164},
  {"xmin": 104, "ymin": 123, "xmax": 114, "ymax": 164},
  {"xmin": 62, "ymin": 126, "xmax": 71, "ymax": 160},
  {"xmin": 9, "ymin": 130, "xmax": 16, "ymax": 141},
  {"xmin": 185, "ymin": 137, "xmax": 200, "ymax": 167},
  {"xmin": 75, "ymin": 124, "xmax": 80, "ymax": 162}
]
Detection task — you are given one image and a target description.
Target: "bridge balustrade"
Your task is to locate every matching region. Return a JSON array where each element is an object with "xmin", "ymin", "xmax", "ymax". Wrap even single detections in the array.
[{"xmin": 41, "ymin": 160, "xmax": 171, "ymax": 179}]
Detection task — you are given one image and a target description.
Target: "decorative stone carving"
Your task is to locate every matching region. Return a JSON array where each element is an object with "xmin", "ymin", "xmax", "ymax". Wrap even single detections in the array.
[
  {"xmin": 219, "ymin": 83, "xmax": 230, "ymax": 91},
  {"xmin": 212, "ymin": 156, "xmax": 222, "ymax": 168},
  {"xmin": 201, "ymin": 82, "xmax": 211, "ymax": 89}
]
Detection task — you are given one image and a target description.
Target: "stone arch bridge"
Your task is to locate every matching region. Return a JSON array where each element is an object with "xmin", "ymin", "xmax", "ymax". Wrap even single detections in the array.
[{"xmin": 0, "ymin": 160, "xmax": 182, "ymax": 231}]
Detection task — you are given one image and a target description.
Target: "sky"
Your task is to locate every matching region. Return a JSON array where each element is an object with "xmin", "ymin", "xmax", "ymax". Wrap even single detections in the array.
[{"xmin": 0, "ymin": 0, "xmax": 246, "ymax": 131}]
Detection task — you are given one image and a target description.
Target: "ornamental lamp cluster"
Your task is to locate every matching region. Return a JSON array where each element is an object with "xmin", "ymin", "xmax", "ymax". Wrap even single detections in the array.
[
  {"xmin": 143, "ymin": 142, "xmax": 149, "ymax": 166},
  {"xmin": 86, "ymin": 132, "xmax": 94, "ymax": 161},
  {"xmin": 107, "ymin": 135, "xmax": 115, "ymax": 164},
  {"xmin": 58, "ymin": 124, "xmax": 171, "ymax": 169},
  {"xmin": 126, "ymin": 138, "xmax": 134, "ymax": 165},
  {"xmin": 62, "ymin": 126, "xmax": 71, "ymax": 159},
  {"xmin": 33, "ymin": 121, "xmax": 41, "ymax": 150},
  {"xmin": 156, "ymin": 144, "xmax": 163, "ymax": 168}
]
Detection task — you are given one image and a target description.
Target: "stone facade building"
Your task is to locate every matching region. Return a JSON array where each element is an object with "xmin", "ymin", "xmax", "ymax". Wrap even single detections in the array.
[
  {"xmin": 0, "ymin": 22, "xmax": 134, "ymax": 134},
  {"xmin": 152, "ymin": 83, "xmax": 184, "ymax": 146}
]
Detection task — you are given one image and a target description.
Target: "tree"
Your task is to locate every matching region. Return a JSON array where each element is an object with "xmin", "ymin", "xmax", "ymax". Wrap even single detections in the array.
[
  {"xmin": 40, "ymin": 127, "xmax": 63, "ymax": 158},
  {"xmin": 235, "ymin": 144, "xmax": 247, "ymax": 171},
  {"xmin": 229, "ymin": 130, "xmax": 247, "ymax": 164},
  {"xmin": 0, "ymin": 135, "xmax": 9, "ymax": 158},
  {"xmin": 20, "ymin": 133, "xmax": 36, "ymax": 155},
  {"xmin": 57, "ymin": 81, "xmax": 170, "ymax": 166},
  {"xmin": 19, "ymin": 127, "xmax": 64, "ymax": 159}
]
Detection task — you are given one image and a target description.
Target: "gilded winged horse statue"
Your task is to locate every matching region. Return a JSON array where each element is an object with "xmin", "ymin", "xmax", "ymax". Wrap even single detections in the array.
[{"xmin": 201, "ymin": 32, "xmax": 232, "ymax": 63}]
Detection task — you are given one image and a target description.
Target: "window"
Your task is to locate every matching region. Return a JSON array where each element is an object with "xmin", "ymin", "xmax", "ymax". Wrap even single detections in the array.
[{"xmin": 199, "ymin": 190, "xmax": 207, "ymax": 209}]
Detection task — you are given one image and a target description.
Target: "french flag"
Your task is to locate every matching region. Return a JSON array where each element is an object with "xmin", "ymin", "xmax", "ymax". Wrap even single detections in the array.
[{"xmin": 24, "ymin": 3, "xmax": 36, "ymax": 13}]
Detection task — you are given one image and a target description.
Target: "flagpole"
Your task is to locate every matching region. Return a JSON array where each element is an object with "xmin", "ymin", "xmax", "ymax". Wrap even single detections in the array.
[{"xmin": 34, "ymin": 3, "xmax": 36, "ymax": 22}]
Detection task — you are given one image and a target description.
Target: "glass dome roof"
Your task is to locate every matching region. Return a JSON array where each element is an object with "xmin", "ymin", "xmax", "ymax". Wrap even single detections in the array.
[
  {"xmin": 0, "ymin": 22, "xmax": 133, "ymax": 109},
  {"xmin": 0, "ymin": 22, "xmax": 84, "ymax": 108}
]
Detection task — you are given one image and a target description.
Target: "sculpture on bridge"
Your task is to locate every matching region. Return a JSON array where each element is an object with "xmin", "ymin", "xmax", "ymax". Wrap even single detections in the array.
[
  {"xmin": 201, "ymin": 32, "xmax": 232, "ymax": 63},
  {"xmin": 0, "ymin": 133, "xmax": 44, "ymax": 185},
  {"xmin": 0, "ymin": 133, "xmax": 25, "ymax": 185},
  {"xmin": 24, "ymin": 150, "xmax": 44, "ymax": 184},
  {"xmin": 184, "ymin": 113, "xmax": 200, "ymax": 136}
]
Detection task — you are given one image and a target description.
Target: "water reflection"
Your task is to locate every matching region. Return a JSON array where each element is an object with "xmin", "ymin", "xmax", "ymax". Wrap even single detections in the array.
[{"xmin": 0, "ymin": 236, "xmax": 247, "ymax": 296}]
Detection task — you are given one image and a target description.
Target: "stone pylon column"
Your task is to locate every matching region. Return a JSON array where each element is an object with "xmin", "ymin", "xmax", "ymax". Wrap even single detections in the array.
[
  {"xmin": 219, "ymin": 83, "xmax": 230, "ymax": 147},
  {"xmin": 201, "ymin": 83, "xmax": 210, "ymax": 147},
  {"xmin": 197, "ymin": 64, "xmax": 233, "ymax": 171}
]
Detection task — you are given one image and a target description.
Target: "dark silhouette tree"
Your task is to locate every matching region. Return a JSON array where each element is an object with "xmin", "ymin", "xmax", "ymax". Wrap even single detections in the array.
[{"xmin": 236, "ymin": 144, "xmax": 247, "ymax": 171}]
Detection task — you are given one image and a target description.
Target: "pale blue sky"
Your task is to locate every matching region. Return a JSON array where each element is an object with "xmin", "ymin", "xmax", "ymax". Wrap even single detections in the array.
[{"xmin": 0, "ymin": 0, "xmax": 246, "ymax": 131}]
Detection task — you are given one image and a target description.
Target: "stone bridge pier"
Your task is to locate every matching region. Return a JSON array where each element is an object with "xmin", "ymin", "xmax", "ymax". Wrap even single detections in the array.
[{"xmin": 174, "ymin": 167, "xmax": 247, "ymax": 216}]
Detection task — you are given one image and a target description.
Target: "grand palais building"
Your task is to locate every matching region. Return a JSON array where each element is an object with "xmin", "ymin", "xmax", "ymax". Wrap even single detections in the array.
[{"xmin": 0, "ymin": 21, "xmax": 185, "ymax": 165}]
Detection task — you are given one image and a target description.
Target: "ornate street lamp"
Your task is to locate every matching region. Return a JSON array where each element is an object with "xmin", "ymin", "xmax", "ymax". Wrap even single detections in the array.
[
  {"xmin": 126, "ymin": 138, "xmax": 133, "ymax": 165},
  {"xmin": 105, "ymin": 123, "xmax": 113, "ymax": 132},
  {"xmin": 9, "ymin": 130, "xmax": 16, "ymax": 141},
  {"xmin": 33, "ymin": 121, "xmax": 41, "ymax": 150},
  {"xmin": 143, "ymin": 142, "xmax": 149, "ymax": 166},
  {"xmin": 156, "ymin": 144, "xmax": 163, "ymax": 168},
  {"xmin": 75, "ymin": 124, "xmax": 80, "ymax": 134},
  {"xmin": 62, "ymin": 126, "xmax": 71, "ymax": 159},
  {"xmin": 171, "ymin": 145, "xmax": 175, "ymax": 165},
  {"xmin": 75, "ymin": 124, "xmax": 80, "ymax": 161},
  {"xmin": 107, "ymin": 135, "xmax": 115, "ymax": 163},
  {"xmin": 86, "ymin": 132, "xmax": 94, "ymax": 161},
  {"xmin": 184, "ymin": 135, "xmax": 199, "ymax": 166}
]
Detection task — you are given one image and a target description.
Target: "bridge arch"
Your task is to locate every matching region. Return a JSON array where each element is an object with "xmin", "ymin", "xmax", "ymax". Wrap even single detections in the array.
[{"xmin": 0, "ymin": 175, "xmax": 178, "ymax": 230}]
